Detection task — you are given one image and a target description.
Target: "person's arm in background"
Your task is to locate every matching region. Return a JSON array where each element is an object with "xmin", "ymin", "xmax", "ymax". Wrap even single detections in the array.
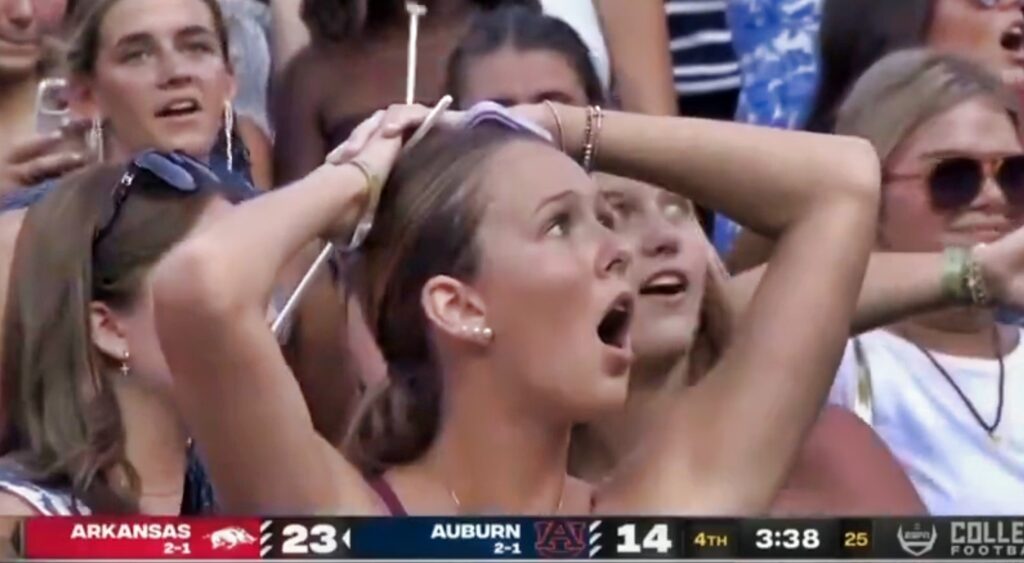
[
  {"xmin": 273, "ymin": 49, "xmax": 328, "ymax": 184},
  {"xmin": 593, "ymin": 0, "xmax": 677, "ymax": 115},
  {"xmin": 237, "ymin": 115, "xmax": 274, "ymax": 190},
  {"xmin": 269, "ymin": 0, "xmax": 310, "ymax": 91}
]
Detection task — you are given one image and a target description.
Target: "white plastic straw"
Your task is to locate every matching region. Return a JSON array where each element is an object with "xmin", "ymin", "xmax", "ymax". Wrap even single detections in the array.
[
  {"xmin": 405, "ymin": 2, "xmax": 427, "ymax": 104},
  {"xmin": 270, "ymin": 95, "xmax": 454, "ymax": 341}
]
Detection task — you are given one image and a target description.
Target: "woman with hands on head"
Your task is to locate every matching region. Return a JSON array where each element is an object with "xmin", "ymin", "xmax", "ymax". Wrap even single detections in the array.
[
  {"xmin": 153, "ymin": 99, "xmax": 879, "ymax": 515},
  {"xmin": 446, "ymin": 7, "xmax": 919, "ymax": 515}
]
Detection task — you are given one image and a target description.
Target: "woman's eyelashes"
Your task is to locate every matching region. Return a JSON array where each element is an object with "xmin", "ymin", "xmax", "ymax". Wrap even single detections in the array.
[
  {"xmin": 545, "ymin": 210, "xmax": 574, "ymax": 238},
  {"xmin": 184, "ymin": 40, "xmax": 217, "ymax": 56}
]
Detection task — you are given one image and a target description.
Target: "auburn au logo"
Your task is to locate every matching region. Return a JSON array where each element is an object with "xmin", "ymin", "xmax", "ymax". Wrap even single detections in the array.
[{"xmin": 534, "ymin": 520, "xmax": 587, "ymax": 558}]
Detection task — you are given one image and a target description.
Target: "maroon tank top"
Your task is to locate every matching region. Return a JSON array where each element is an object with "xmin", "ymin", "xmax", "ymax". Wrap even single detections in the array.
[{"xmin": 367, "ymin": 477, "xmax": 407, "ymax": 516}]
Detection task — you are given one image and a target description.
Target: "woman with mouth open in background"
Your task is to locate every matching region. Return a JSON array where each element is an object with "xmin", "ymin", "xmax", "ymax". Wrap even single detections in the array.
[{"xmin": 151, "ymin": 80, "xmax": 884, "ymax": 514}]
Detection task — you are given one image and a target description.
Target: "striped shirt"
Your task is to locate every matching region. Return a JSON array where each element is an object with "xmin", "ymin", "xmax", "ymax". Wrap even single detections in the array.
[{"xmin": 665, "ymin": 0, "xmax": 741, "ymax": 97}]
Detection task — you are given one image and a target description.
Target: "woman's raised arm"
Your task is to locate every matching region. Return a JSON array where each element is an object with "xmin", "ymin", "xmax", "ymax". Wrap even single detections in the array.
[
  {"xmin": 532, "ymin": 107, "xmax": 880, "ymax": 515},
  {"xmin": 152, "ymin": 106, "xmax": 433, "ymax": 514}
]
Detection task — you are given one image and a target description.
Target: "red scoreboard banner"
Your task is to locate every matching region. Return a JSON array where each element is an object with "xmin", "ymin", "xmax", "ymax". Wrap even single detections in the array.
[
  {"xmin": 14, "ymin": 515, "xmax": 1024, "ymax": 560},
  {"xmin": 23, "ymin": 517, "xmax": 263, "ymax": 559}
]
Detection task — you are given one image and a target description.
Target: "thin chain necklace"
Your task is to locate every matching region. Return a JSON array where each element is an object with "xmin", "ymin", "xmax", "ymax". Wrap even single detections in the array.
[
  {"xmin": 904, "ymin": 326, "xmax": 1006, "ymax": 441},
  {"xmin": 446, "ymin": 480, "xmax": 567, "ymax": 514}
]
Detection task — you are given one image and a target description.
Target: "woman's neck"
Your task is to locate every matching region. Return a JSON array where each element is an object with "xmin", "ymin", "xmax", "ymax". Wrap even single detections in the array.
[
  {"xmin": 890, "ymin": 307, "xmax": 1017, "ymax": 359},
  {"xmin": 574, "ymin": 355, "xmax": 691, "ymax": 482},
  {"xmin": 419, "ymin": 367, "xmax": 572, "ymax": 514},
  {"xmin": 108, "ymin": 382, "xmax": 188, "ymax": 515}
]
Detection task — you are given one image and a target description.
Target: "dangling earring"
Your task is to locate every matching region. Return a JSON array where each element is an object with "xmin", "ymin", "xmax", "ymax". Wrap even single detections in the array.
[
  {"xmin": 119, "ymin": 350, "xmax": 131, "ymax": 378},
  {"xmin": 224, "ymin": 101, "xmax": 234, "ymax": 172},
  {"xmin": 89, "ymin": 116, "xmax": 104, "ymax": 163}
]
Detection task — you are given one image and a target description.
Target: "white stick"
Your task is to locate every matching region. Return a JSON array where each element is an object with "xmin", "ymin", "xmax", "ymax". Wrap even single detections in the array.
[
  {"xmin": 271, "ymin": 95, "xmax": 453, "ymax": 341},
  {"xmin": 405, "ymin": 2, "xmax": 427, "ymax": 104}
]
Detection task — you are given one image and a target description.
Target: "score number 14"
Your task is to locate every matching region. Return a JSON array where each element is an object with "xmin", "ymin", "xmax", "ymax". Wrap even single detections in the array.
[{"xmin": 617, "ymin": 523, "xmax": 673, "ymax": 554}]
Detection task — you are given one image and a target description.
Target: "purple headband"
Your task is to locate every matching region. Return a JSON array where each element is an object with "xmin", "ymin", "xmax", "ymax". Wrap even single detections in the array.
[{"xmin": 460, "ymin": 101, "xmax": 554, "ymax": 143}]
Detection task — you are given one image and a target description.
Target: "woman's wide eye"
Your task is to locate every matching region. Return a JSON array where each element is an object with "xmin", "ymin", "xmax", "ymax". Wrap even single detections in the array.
[{"xmin": 546, "ymin": 212, "xmax": 571, "ymax": 237}]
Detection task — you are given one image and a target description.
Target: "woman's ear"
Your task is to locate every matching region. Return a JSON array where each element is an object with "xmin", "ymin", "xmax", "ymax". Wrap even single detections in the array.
[
  {"xmin": 88, "ymin": 301, "xmax": 128, "ymax": 363},
  {"xmin": 421, "ymin": 275, "xmax": 491, "ymax": 346}
]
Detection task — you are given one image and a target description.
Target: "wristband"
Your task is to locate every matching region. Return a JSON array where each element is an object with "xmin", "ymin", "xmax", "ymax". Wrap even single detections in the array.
[{"xmin": 941, "ymin": 246, "xmax": 971, "ymax": 304}]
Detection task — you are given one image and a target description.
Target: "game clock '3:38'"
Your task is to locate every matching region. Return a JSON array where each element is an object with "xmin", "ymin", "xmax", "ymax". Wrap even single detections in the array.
[{"xmin": 741, "ymin": 520, "xmax": 836, "ymax": 558}]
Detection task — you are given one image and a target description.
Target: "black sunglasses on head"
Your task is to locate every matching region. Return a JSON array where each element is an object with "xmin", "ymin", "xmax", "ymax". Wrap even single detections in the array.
[
  {"xmin": 94, "ymin": 151, "xmax": 220, "ymax": 245},
  {"xmin": 885, "ymin": 154, "xmax": 1024, "ymax": 211}
]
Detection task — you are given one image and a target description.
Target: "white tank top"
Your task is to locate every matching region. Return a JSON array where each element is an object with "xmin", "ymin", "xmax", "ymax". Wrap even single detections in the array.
[{"xmin": 829, "ymin": 328, "xmax": 1024, "ymax": 515}]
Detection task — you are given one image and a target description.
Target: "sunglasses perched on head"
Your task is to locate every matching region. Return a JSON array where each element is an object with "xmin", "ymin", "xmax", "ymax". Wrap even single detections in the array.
[
  {"xmin": 94, "ymin": 151, "xmax": 220, "ymax": 244},
  {"xmin": 884, "ymin": 154, "xmax": 1024, "ymax": 211},
  {"xmin": 974, "ymin": 0, "xmax": 1023, "ymax": 8}
]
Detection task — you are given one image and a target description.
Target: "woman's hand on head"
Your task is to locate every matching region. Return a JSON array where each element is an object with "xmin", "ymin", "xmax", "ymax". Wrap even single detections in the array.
[{"xmin": 325, "ymin": 104, "xmax": 459, "ymax": 175}]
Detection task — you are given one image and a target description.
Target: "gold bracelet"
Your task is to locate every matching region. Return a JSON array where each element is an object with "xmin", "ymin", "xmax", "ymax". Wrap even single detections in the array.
[
  {"xmin": 344, "ymin": 158, "xmax": 382, "ymax": 251},
  {"xmin": 581, "ymin": 106, "xmax": 595, "ymax": 169},
  {"xmin": 966, "ymin": 243, "xmax": 992, "ymax": 307},
  {"xmin": 590, "ymin": 106, "xmax": 604, "ymax": 171},
  {"xmin": 543, "ymin": 100, "xmax": 566, "ymax": 153},
  {"xmin": 582, "ymin": 105, "xmax": 603, "ymax": 172}
]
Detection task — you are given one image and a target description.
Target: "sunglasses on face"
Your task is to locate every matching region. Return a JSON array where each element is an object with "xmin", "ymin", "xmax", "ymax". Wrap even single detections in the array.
[
  {"xmin": 94, "ymin": 151, "xmax": 220, "ymax": 245},
  {"xmin": 885, "ymin": 154, "xmax": 1024, "ymax": 211}
]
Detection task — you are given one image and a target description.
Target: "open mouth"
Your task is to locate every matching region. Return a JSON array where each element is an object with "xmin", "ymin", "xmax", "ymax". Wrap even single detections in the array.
[
  {"xmin": 639, "ymin": 271, "xmax": 690, "ymax": 298},
  {"xmin": 155, "ymin": 98, "xmax": 202, "ymax": 119},
  {"xmin": 1003, "ymin": 22, "xmax": 1024, "ymax": 52},
  {"xmin": 597, "ymin": 293, "xmax": 634, "ymax": 349}
]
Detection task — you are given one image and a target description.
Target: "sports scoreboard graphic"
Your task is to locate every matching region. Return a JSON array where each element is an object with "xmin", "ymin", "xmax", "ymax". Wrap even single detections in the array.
[{"xmin": 14, "ymin": 516, "xmax": 1024, "ymax": 560}]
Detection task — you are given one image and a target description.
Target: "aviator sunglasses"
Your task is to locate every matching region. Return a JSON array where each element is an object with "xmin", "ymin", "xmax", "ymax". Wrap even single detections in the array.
[
  {"xmin": 885, "ymin": 154, "xmax": 1024, "ymax": 211},
  {"xmin": 94, "ymin": 151, "xmax": 220, "ymax": 244}
]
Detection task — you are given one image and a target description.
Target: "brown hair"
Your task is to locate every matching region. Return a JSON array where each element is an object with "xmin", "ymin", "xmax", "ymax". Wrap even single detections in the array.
[
  {"xmin": 67, "ymin": 0, "xmax": 232, "ymax": 77},
  {"xmin": 836, "ymin": 49, "xmax": 1021, "ymax": 164},
  {"xmin": 344, "ymin": 124, "xmax": 543, "ymax": 475},
  {"xmin": 0, "ymin": 164, "xmax": 219, "ymax": 512}
]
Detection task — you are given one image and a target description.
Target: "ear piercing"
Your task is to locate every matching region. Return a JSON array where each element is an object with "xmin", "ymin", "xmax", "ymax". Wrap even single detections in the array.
[{"xmin": 462, "ymin": 325, "xmax": 494, "ymax": 343}]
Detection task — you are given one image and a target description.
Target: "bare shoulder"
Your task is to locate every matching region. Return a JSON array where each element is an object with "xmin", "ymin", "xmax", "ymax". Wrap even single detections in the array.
[
  {"xmin": 0, "ymin": 491, "xmax": 40, "ymax": 517},
  {"xmin": 317, "ymin": 437, "xmax": 386, "ymax": 516}
]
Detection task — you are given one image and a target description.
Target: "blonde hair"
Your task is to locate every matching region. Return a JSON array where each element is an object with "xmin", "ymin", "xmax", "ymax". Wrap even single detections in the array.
[{"xmin": 836, "ymin": 49, "xmax": 1021, "ymax": 163}]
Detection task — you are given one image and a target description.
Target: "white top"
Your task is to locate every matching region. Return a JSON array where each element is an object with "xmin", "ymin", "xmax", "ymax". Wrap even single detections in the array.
[
  {"xmin": 0, "ymin": 463, "xmax": 90, "ymax": 515},
  {"xmin": 829, "ymin": 329, "xmax": 1024, "ymax": 515},
  {"xmin": 539, "ymin": 0, "xmax": 612, "ymax": 92}
]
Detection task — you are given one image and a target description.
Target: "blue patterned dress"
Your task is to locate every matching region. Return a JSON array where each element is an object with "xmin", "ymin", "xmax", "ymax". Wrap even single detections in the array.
[{"xmin": 712, "ymin": 0, "xmax": 822, "ymax": 253}]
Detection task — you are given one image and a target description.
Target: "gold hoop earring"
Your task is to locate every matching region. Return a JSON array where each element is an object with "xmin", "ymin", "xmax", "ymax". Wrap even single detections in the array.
[
  {"xmin": 224, "ymin": 101, "xmax": 234, "ymax": 172},
  {"xmin": 120, "ymin": 350, "xmax": 130, "ymax": 378}
]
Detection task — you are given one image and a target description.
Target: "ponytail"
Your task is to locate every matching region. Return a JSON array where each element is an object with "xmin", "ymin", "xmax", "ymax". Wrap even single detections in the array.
[{"xmin": 344, "ymin": 363, "xmax": 442, "ymax": 475}]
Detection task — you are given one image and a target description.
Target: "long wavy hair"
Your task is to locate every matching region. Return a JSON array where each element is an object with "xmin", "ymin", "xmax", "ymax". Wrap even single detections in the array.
[{"xmin": 0, "ymin": 165, "xmax": 218, "ymax": 512}]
